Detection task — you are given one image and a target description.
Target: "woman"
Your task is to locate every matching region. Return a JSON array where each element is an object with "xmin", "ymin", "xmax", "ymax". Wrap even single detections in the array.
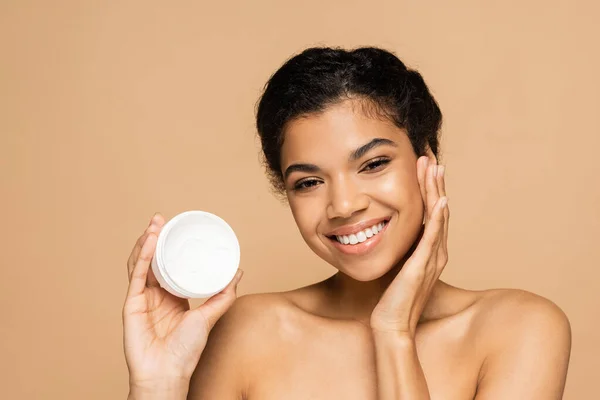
[{"xmin": 123, "ymin": 47, "xmax": 571, "ymax": 399}]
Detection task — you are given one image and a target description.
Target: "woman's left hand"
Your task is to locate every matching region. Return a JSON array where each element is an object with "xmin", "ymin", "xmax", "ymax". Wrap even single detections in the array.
[{"xmin": 371, "ymin": 155, "xmax": 449, "ymax": 338}]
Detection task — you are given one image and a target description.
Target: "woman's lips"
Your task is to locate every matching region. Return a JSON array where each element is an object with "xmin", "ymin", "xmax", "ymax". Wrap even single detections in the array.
[
  {"xmin": 325, "ymin": 217, "xmax": 389, "ymax": 236},
  {"xmin": 327, "ymin": 220, "xmax": 389, "ymax": 256}
]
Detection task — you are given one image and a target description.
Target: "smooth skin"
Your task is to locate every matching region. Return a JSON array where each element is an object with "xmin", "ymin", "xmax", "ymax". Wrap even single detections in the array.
[{"xmin": 124, "ymin": 99, "xmax": 571, "ymax": 399}]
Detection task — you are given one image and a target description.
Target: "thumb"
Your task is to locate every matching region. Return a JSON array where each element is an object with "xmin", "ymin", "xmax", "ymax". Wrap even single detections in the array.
[{"xmin": 195, "ymin": 269, "xmax": 244, "ymax": 332}]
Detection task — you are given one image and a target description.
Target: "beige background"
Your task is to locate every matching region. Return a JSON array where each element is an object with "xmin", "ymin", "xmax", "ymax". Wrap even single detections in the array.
[{"xmin": 1, "ymin": 0, "xmax": 598, "ymax": 398}]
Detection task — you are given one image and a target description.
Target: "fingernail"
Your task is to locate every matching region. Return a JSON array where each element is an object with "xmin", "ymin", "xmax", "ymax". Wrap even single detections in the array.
[
  {"xmin": 235, "ymin": 269, "xmax": 244, "ymax": 282},
  {"xmin": 439, "ymin": 165, "xmax": 445, "ymax": 178}
]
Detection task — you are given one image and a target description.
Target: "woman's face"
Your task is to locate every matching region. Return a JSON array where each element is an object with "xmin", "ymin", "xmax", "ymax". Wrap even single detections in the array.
[{"xmin": 280, "ymin": 99, "xmax": 429, "ymax": 281}]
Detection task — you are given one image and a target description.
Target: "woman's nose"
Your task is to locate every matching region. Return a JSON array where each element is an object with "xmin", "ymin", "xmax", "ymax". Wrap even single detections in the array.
[{"xmin": 326, "ymin": 178, "xmax": 369, "ymax": 220}]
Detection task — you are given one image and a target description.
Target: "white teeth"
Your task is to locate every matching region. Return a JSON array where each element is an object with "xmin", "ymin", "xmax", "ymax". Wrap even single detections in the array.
[
  {"xmin": 356, "ymin": 231, "xmax": 367, "ymax": 242},
  {"xmin": 334, "ymin": 221, "xmax": 387, "ymax": 246}
]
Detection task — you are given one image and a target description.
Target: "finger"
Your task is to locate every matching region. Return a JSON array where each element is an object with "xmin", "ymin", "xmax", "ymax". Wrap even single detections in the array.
[
  {"xmin": 406, "ymin": 196, "xmax": 447, "ymax": 272},
  {"xmin": 378, "ymin": 199, "xmax": 446, "ymax": 309},
  {"xmin": 127, "ymin": 231, "xmax": 150, "ymax": 280},
  {"xmin": 417, "ymin": 156, "xmax": 429, "ymax": 223},
  {"xmin": 127, "ymin": 232, "xmax": 158, "ymax": 298},
  {"xmin": 425, "ymin": 160, "xmax": 439, "ymax": 224},
  {"xmin": 150, "ymin": 212, "xmax": 166, "ymax": 228},
  {"xmin": 146, "ymin": 260, "xmax": 161, "ymax": 288},
  {"xmin": 127, "ymin": 213, "xmax": 166, "ymax": 281},
  {"xmin": 195, "ymin": 269, "xmax": 244, "ymax": 331},
  {"xmin": 144, "ymin": 216, "xmax": 166, "ymax": 287},
  {"xmin": 127, "ymin": 213, "xmax": 160, "ymax": 278},
  {"xmin": 437, "ymin": 165, "xmax": 446, "ymax": 198},
  {"xmin": 436, "ymin": 165, "xmax": 449, "ymax": 254}
]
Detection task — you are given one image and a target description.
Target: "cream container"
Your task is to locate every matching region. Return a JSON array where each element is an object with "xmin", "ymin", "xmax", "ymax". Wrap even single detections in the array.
[{"xmin": 150, "ymin": 210, "xmax": 240, "ymax": 299}]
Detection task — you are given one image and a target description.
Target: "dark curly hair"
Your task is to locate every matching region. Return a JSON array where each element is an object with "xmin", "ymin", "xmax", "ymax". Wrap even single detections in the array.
[{"xmin": 255, "ymin": 46, "xmax": 442, "ymax": 196}]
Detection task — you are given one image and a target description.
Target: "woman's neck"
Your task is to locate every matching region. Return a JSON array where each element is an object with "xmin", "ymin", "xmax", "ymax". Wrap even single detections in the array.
[{"xmin": 323, "ymin": 261, "xmax": 405, "ymax": 325}]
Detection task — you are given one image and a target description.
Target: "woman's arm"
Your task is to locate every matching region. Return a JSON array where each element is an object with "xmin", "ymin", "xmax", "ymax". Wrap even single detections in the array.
[
  {"xmin": 369, "ymin": 156, "xmax": 448, "ymax": 399},
  {"xmin": 372, "ymin": 332, "xmax": 431, "ymax": 399},
  {"xmin": 128, "ymin": 379, "xmax": 190, "ymax": 400}
]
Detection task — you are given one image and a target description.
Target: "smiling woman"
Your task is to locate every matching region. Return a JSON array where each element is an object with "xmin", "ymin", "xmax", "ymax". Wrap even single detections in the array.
[
  {"xmin": 122, "ymin": 47, "xmax": 571, "ymax": 400},
  {"xmin": 279, "ymin": 100, "xmax": 427, "ymax": 281}
]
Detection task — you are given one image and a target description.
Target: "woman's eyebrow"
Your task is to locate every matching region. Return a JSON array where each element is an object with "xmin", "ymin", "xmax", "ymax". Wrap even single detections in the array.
[
  {"xmin": 283, "ymin": 138, "xmax": 397, "ymax": 180},
  {"xmin": 349, "ymin": 138, "xmax": 397, "ymax": 161},
  {"xmin": 284, "ymin": 163, "xmax": 320, "ymax": 180}
]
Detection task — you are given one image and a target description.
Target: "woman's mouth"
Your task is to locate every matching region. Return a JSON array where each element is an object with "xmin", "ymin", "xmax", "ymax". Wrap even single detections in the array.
[{"xmin": 326, "ymin": 219, "xmax": 390, "ymax": 256}]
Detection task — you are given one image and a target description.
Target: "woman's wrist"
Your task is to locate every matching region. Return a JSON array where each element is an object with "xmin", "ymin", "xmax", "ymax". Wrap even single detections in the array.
[
  {"xmin": 128, "ymin": 377, "xmax": 190, "ymax": 400},
  {"xmin": 372, "ymin": 329, "xmax": 416, "ymax": 360},
  {"xmin": 371, "ymin": 327, "xmax": 416, "ymax": 343}
]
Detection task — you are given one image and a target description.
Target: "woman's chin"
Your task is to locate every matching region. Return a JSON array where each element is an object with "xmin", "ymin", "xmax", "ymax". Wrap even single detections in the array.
[{"xmin": 335, "ymin": 261, "xmax": 398, "ymax": 282}]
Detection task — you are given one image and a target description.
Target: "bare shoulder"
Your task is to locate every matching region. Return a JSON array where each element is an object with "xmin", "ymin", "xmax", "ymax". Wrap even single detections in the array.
[
  {"xmin": 199, "ymin": 291, "xmax": 297, "ymax": 359},
  {"xmin": 471, "ymin": 288, "xmax": 571, "ymax": 340},
  {"xmin": 188, "ymin": 292, "xmax": 296, "ymax": 399},
  {"xmin": 225, "ymin": 291, "xmax": 303, "ymax": 335},
  {"xmin": 467, "ymin": 288, "xmax": 572, "ymax": 397},
  {"xmin": 216, "ymin": 291, "xmax": 295, "ymax": 330}
]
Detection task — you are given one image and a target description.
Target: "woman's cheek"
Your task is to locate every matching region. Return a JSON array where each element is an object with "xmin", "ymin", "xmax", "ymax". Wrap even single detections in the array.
[
  {"xmin": 369, "ymin": 169, "xmax": 423, "ymax": 224},
  {"xmin": 371, "ymin": 169, "xmax": 414, "ymax": 199},
  {"xmin": 288, "ymin": 194, "xmax": 324, "ymax": 240}
]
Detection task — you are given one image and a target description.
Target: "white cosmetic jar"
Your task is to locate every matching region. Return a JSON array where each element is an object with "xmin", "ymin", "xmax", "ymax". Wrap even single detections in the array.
[{"xmin": 150, "ymin": 210, "xmax": 240, "ymax": 299}]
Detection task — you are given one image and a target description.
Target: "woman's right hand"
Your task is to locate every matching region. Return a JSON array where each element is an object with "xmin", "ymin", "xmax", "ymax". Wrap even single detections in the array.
[{"xmin": 123, "ymin": 213, "xmax": 244, "ymax": 398}]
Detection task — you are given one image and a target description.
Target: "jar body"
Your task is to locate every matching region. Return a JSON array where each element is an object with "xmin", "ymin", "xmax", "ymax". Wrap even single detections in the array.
[{"xmin": 150, "ymin": 210, "xmax": 240, "ymax": 299}]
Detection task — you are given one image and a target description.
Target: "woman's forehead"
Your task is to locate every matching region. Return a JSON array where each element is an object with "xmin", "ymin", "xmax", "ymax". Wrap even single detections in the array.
[{"xmin": 281, "ymin": 101, "xmax": 409, "ymax": 164}]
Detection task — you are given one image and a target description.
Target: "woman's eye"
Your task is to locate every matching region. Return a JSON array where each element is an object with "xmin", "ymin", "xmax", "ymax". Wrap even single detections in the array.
[
  {"xmin": 293, "ymin": 179, "xmax": 321, "ymax": 191},
  {"xmin": 362, "ymin": 158, "xmax": 390, "ymax": 172}
]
